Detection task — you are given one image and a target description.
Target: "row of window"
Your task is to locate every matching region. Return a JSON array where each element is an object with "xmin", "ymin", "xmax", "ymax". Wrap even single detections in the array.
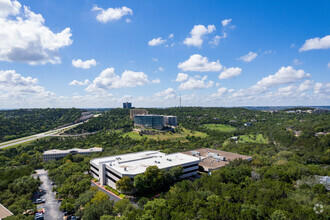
[
  {"xmin": 90, "ymin": 164, "xmax": 99, "ymax": 171},
  {"xmin": 183, "ymin": 168, "xmax": 198, "ymax": 175},
  {"xmin": 182, "ymin": 163, "xmax": 199, "ymax": 169},
  {"xmin": 105, "ymin": 174, "xmax": 117, "ymax": 184},
  {"xmin": 90, "ymin": 169, "xmax": 99, "ymax": 177},
  {"xmin": 105, "ymin": 167, "xmax": 121, "ymax": 180}
]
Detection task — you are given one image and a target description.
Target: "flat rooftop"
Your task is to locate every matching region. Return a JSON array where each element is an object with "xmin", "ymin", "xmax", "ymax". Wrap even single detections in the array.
[
  {"xmin": 91, "ymin": 151, "xmax": 200, "ymax": 176},
  {"xmin": 43, "ymin": 147, "xmax": 103, "ymax": 155},
  {"xmin": 182, "ymin": 148, "xmax": 252, "ymax": 171}
]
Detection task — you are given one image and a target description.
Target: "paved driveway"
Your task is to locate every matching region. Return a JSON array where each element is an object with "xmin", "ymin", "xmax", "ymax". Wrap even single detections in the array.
[
  {"xmin": 34, "ymin": 169, "xmax": 64, "ymax": 220},
  {"xmin": 91, "ymin": 181, "xmax": 122, "ymax": 203}
]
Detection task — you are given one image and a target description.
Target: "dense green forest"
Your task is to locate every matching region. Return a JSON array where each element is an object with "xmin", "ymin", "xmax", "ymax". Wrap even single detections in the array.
[
  {"xmin": 0, "ymin": 108, "xmax": 84, "ymax": 142},
  {"xmin": 0, "ymin": 107, "xmax": 329, "ymax": 219}
]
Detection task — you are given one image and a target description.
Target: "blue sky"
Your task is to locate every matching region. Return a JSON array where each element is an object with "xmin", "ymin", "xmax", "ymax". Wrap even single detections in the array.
[{"xmin": 0, "ymin": 0, "xmax": 329, "ymax": 108}]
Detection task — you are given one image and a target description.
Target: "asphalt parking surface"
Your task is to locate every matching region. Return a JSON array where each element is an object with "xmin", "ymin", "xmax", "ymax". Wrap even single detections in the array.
[{"xmin": 34, "ymin": 169, "xmax": 64, "ymax": 220}]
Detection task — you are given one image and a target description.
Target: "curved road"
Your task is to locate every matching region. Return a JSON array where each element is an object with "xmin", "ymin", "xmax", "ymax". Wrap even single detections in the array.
[{"xmin": 0, "ymin": 122, "xmax": 83, "ymax": 149}]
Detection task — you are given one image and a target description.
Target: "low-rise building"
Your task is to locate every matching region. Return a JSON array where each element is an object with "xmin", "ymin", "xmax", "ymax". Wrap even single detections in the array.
[
  {"xmin": 43, "ymin": 147, "xmax": 103, "ymax": 161},
  {"xmin": 182, "ymin": 148, "xmax": 252, "ymax": 172},
  {"xmin": 90, "ymin": 151, "xmax": 200, "ymax": 189},
  {"xmin": 130, "ymin": 109, "xmax": 148, "ymax": 119}
]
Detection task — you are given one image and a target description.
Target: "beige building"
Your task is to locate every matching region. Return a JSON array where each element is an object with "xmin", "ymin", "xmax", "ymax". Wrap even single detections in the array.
[
  {"xmin": 0, "ymin": 203, "xmax": 13, "ymax": 219},
  {"xmin": 182, "ymin": 148, "xmax": 252, "ymax": 172},
  {"xmin": 130, "ymin": 109, "xmax": 148, "ymax": 119},
  {"xmin": 43, "ymin": 147, "xmax": 103, "ymax": 161}
]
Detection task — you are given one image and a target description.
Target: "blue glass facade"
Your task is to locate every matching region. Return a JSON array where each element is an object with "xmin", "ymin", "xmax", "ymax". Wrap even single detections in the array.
[{"xmin": 134, "ymin": 115, "xmax": 164, "ymax": 129}]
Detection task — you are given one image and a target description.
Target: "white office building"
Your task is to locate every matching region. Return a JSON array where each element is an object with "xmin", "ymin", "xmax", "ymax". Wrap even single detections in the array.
[
  {"xmin": 90, "ymin": 151, "xmax": 200, "ymax": 189},
  {"xmin": 43, "ymin": 148, "xmax": 103, "ymax": 161}
]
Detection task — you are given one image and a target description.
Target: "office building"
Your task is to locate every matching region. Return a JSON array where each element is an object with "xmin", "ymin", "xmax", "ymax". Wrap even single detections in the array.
[
  {"xmin": 43, "ymin": 147, "xmax": 103, "ymax": 161},
  {"xmin": 182, "ymin": 148, "xmax": 252, "ymax": 172},
  {"xmin": 123, "ymin": 102, "xmax": 132, "ymax": 109},
  {"xmin": 164, "ymin": 115, "xmax": 178, "ymax": 126},
  {"xmin": 90, "ymin": 151, "xmax": 200, "ymax": 189},
  {"xmin": 134, "ymin": 114, "xmax": 164, "ymax": 129},
  {"xmin": 130, "ymin": 109, "xmax": 148, "ymax": 119}
]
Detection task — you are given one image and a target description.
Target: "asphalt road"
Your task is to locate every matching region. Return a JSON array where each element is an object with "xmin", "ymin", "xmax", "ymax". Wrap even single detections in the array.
[
  {"xmin": 34, "ymin": 169, "xmax": 64, "ymax": 220},
  {"xmin": 0, "ymin": 122, "xmax": 83, "ymax": 149},
  {"xmin": 91, "ymin": 181, "xmax": 122, "ymax": 203}
]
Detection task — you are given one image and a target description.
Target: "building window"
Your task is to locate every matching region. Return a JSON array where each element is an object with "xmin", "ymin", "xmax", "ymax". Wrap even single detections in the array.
[
  {"xmin": 90, "ymin": 169, "xmax": 99, "ymax": 177},
  {"xmin": 182, "ymin": 163, "xmax": 199, "ymax": 169},
  {"xmin": 105, "ymin": 168, "xmax": 121, "ymax": 179},
  {"xmin": 105, "ymin": 174, "xmax": 117, "ymax": 184},
  {"xmin": 90, "ymin": 164, "xmax": 99, "ymax": 171}
]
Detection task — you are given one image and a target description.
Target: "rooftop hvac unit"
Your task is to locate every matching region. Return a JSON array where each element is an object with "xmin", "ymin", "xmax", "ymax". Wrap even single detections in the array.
[
  {"xmin": 167, "ymin": 158, "xmax": 172, "ymax": 161},
  {"xmin": 191, "ymin": 151, "xmax": 200, "ymax": 156}
]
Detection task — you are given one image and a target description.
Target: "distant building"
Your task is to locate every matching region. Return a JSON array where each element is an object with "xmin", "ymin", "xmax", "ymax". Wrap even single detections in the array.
[
  {"xmin": 182, "ymin": 148, "xmax": 252, "ymax": 172},
  {"xmin": 313, "ymin": 109, "xmax": 330, "ymax": 114},
  {"xmin": 134, "ymin": 114, "xmax": 164, "ymax": 129},
  {"xmin": 0, "ymin": 203, "xmax": 13, "ymax": 219},
  {"xmin": 163, "ymin": 115, "xmax": 178, "ymax": 126},
  {"xmin": 90, "ymin": 151, "xmax": 200, "ymax": 189},
  {"xmin": 130, "ymin": 109, "xmax": 148, "ymax": 119},
  {"xmin": 123, "ymin": 102, "xmax": 132, "ymax": 109},
  {"xmin": 43, "ymin": 148, "xmax": 103, "ymax": 161}
]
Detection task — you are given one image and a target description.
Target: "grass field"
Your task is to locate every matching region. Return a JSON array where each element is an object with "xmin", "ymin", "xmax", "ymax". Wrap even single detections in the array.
[
  {"xmin": 203, "ymin": 124, "xmax": 236, "ymax": 132},
  {"xmin": 238, "ymin": 134, "xmax": 268, "ymax": 144},
  {"xmin": 122, "ymin": 127, "xmax": 207, "ymax": 141}
]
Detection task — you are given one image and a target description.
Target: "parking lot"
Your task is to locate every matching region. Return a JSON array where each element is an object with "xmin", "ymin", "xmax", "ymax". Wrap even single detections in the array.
[{"xmin": 33, "ymin": 169, "xmax": 64, "ymax": 220}]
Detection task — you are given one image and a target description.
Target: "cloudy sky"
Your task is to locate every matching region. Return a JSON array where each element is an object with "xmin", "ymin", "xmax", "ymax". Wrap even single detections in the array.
[{"xmin": 0, "ymin": 0, "xmax": 329, "ymax": 108}]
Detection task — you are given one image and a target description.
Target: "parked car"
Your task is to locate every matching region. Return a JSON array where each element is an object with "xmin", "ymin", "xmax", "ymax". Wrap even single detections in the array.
[
  {"xmin": 35, "ymin": 212, "xmax": 44, "ymax": 220},
  {"xmin": 33, "ymin": 199, "xmax": 45, "ymax": 204}
]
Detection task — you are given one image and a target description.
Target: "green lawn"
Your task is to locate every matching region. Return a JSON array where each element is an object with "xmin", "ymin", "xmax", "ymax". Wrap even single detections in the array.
[
  {"xmin": 203, "ymin": 124, "xmax": 236, "ymax": 132},
  {"xmin": 238, "ymin": 134, "xmax": 268, "ymax": 144},
  {"xmin": 122, "ymin": 127, "xmax": 207, "ymax": 141}
]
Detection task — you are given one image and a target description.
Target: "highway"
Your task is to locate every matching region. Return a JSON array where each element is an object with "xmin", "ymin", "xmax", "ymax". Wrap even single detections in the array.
[{"xmin": 0, "ymin": 122, "xmax": 83, "ymax": 149}]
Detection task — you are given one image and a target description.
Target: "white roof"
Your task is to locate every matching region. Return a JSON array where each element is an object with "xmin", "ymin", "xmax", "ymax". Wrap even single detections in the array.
[
  {"xmin": 43, "ymin": 147, "xmax": 103, "ymax": 155},
  {"xmin": 91, "ymin": 151, "xmax": 200, "ymax": 175}
]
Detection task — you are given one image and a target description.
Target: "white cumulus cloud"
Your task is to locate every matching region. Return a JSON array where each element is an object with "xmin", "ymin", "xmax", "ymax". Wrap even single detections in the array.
[
  {"xmin": 221, "ymin": 19, "xmax": 232, "ymax": 27},
  {"xmin": 183, "ymin": 24, "xmax": 216, "ymax": 47},
  {"xmin": 148, "ymin": 37, "xmax": 166, "ymax": 46},
  {"xmin": 299, "ymin": 35, "xmax": 330, "ymax": 52},
  {"xmin": 255, "ymin": 66, "xmax": 310, "ymax": 88},
  {"xmin": 0, "ymin": 69, "xmax": 54, "ymax": 97},
  {"xmin": 154, "ymin": 88, "xmax": 176, "ymax": 99},
  {"xmin": 178, "ymin": 75, "xmax": 214, "ymax": 90},
  {"xmin": 178, "ymin": 54, "xmax": 222, "ymax": 72},
  {"xmin": 69, "ymin": 79, "xmax": 90, "ymax": 86},
  {"xmin": 0, "ymin": 1, "xmax": 72, "ymax": 65},
  {"xmin": 151, "ymin": 79, "xmax": 161, "ymax": 84},
  {"xmin": 175, "ymin": 73, "xmax": 189, "ymax": 82},
  {"xmin": 86, "ymin": 68, "xmax": 149, "ymax": 93},
  {"xmin": 219, "ymin": 67, "xmax": 242, "ymax": 79},
  {"xmin": 0, "ymin": 0, "xmax": 21, "ymax": 17},
  {"xmin": 314, "ymin": 82, "xmax": 330, "ymax": 95},
  {"xmin": 92, "ymin": 6, "xmax": 132, "ymax": 23},
  {"xmin": 72, "ymin": 59, "xmax": 97, "ymax": 69},
  {"xmin": 239, "ymin": 51, "xmax": 258, "ymax": 62}
]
